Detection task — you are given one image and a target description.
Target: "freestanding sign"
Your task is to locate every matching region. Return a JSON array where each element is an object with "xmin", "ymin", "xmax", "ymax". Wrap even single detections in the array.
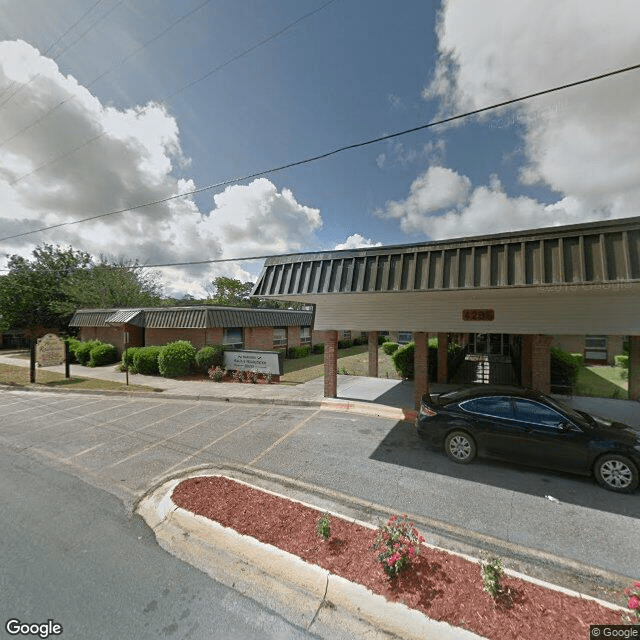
[
  {"xmin": 223, "ymin": 350, "xmax": 283, "ymax": 375},
  {"xmin": 35, "ymin": 333, "xmax": 66, "ymax": 367}
]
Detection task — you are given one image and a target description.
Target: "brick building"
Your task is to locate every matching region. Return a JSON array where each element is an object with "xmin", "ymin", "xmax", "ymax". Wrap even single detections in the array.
[{"xmin": 69, "ymin": 306, "xmax": 315, "ymax": 355}]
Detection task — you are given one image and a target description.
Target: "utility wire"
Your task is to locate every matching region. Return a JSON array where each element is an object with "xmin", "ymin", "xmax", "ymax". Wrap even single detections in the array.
[
  {"xmin": 2, "ymin": 61, "xmax": 639, "ymax": 244},
  {"xmin": 3, "ymin": 0, "xmax": 338, "ymax": 177}
]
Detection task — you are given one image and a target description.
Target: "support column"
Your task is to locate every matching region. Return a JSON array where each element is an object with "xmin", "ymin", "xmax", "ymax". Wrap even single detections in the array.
[
  {"xmin": 530, "ymin": 334, "xmax": 553, "ymax": 394},
  {"xmin": 521, "ymin": 334, "xmax": 533, "ymax": 388},
  {"xmin": 368, "ymin": 331, "xmax": 379, "ymax": 378},
  {"xmin": 414, "ymin": 332, "xmax": 429, "ymax": 409},
  {"xmin": 323, "ymin": 330, "xmax": 339, "ymax": 398},
  {"xmin": 437, "ymin": 332, "xmax": 448, "ymax": 384},
  {"xmin": 629, "ymin": 335, "xmax": 640, "ymax": 401}
]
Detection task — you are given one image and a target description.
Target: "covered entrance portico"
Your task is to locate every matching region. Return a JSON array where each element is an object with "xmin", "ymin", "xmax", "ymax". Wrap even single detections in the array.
[{"xmin": 253, "ymin": 217, "xmax": 640, "ymax": 407}]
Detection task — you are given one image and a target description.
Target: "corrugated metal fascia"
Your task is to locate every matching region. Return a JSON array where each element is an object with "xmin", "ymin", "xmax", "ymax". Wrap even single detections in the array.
[
  {"xmin": 143, "ymin": 307, "xmax": 208, "ymax": 328},
  {"xmin": 69, "ymin": 309, "xmax": 118, "ymax": 327},
  {"xmin": 105, "ymin": 309, "xmax": 145, "ymax": 326},
  {"xmin": 205, "ymin": 307, "xmax": 313, "ymax": 327}
]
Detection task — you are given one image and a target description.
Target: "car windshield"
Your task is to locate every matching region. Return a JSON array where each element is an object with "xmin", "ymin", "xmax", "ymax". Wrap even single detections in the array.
[{"xmin": 541, "ymin": 394, "xmax": 592, "ymax": 427}]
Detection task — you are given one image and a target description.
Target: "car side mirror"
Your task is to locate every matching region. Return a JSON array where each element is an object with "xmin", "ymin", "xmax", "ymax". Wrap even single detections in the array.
[{"xmin": 559, "ymin": 422, "xmax": 576, "ymax": 432}]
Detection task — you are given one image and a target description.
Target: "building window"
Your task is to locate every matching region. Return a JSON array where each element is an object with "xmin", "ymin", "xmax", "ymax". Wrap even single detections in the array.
[
  {"xmin": 300, "ymin": 327, "xmax": 311, "ymax": 344},
  {"xmin": 273, "ymin": 327, "xmax": 287, "ymax": 347},
  {"xmin": 340, "ymin": 330, "xmax": 351, "ymax": 340},
  {"xmin": 585, "ymin": 335, "xmax": 607, "ymax": 361},
  {"xmin": 223, "ymin": 328, "xmax": 243, "ymax": 349},
  {"xmin": 398, "ymin": 331, "xmax": 412, "ymax": 344}
]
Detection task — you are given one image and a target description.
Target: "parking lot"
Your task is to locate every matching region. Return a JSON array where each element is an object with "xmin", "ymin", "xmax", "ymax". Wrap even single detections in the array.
[{"xmin": 1, "ymin": 388, "xmax": 638, "ymax": 586}]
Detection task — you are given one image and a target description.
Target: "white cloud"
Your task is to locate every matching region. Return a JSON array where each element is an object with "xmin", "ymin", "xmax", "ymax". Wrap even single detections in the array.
[
  {"xmin": 412, "ymin": 0, "xmax": 640, "ymax": 236},
  {"xmin": 0, "ymin": 40, "xmax": 323, "ymax": 296},
  {"xmin": 334, "ymin": 234, "xmax": 382, "ymax": 250}
]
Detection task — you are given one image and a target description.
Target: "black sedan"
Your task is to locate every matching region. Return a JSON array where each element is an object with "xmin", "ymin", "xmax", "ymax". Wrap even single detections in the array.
[{"xmin": 416, "ymin": 386, "xmax": 640, "ymax": 493}]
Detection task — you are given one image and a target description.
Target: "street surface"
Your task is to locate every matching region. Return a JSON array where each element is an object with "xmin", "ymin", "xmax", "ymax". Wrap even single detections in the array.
[
  {"xmin": 0, "ymin": 388, "xmax": 637, "ymax": 583},
  {"xmin": 0, "ymin": 447, "xmax": 319, "ymax": 640}
]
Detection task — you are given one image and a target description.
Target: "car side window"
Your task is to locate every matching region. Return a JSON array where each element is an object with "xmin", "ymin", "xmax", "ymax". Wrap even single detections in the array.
[
  {"xmin": 460, "ymin": 397, "xmax": 515, "ymax": 420},
  {"xmin": 513, "ymin": 399, "xmax": 565, "ymax": 428}
]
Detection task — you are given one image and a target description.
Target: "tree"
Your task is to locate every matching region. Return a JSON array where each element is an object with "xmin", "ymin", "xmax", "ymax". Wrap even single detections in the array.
[
  {"xmin": 207, "ymin": 277, "xmax": 254, "ymax": 307},
  {"xmin": 55, "ymin": 259, "xmax": 164, "ymax": 315},
  {"xmin": 0, "ymin": 244, "xmax": 91, "ymax": 334}
]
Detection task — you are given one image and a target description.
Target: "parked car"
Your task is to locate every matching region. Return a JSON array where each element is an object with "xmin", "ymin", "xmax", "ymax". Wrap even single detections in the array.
[{"xmin": 416, "ymin": 385, "xmax": 640, "ymax": 493}]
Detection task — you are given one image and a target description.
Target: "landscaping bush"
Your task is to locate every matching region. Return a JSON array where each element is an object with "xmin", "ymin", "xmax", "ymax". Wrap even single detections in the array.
[
  {"xmin": 133, "ymin": 346, "xmax": 162, "ymax": 376},
  {"xmin": 615, "ymin": 354, "xmax": 629, "ymax": 380},
  {"xmin": 74, "ymin": 340, "xmax": 102, "ymax": 365},
  {"xmin": 158, "ymin": 340, "xmax": 197, "ymax": 378},
  {"xmin": 382, "ymin": 341, "xmax": 399, "ymax": 355},
  {"xmin": 312, "ymin": 343, "xmax": 324, "ymax": 354},
  {"xmin": 121, "ymin": 347, "xmax": 141, "ymax": 372},
  {"xmin": 338, "ymin": 339, "xmax": 353, "ymax": 349},
  {"xmin": 353, "ymin": 336, "xmax": 367, "ymax": 346},
  {"xmin": 88, "ymin": 342, "xmax": 119, "ymax": 367},
  {"xmin": 392, "ymin": 342, "xmax": 414, "ymax": 379},
  {"xmin": 550, "ymin": 347, "xmax": 582, "ymax": 392},
  {"xmin": 195, "ymin": 345, "xmax": 225, "ymax": 372},
  {"xmin": 378, "ymin": 335, "xmax": 389, "ymax": 345},
  {"xmin": 288, "ymin": 345, "xmax": 311, "ymax": 359},
  {"xmin": 67, "ymin": 337, "xmax": 82, "ymax": 363}
]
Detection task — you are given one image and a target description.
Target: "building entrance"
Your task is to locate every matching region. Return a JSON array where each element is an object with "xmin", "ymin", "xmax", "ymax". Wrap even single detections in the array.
[{"xmin": 451, "ymin": 334, "xmax": 520, "ymax": 385}]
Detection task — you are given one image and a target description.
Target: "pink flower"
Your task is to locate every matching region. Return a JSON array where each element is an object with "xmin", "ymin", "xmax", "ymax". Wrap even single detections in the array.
[
  {"xmin": 629, "ymin": 595, "xmax": 640, "ymax": 610},
  {"xmin": 635, "ymin": 582, "xmax": 640, "ymax": 589}
]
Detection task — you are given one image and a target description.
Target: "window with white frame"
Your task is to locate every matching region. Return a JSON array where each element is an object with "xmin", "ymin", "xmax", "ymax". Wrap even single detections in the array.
[
  {"xmin": 300, "ymin": 327, "xmax": 311, "ymax": 344},
  {"xmin": 398, "ymin": 331, "xmax": 413, "ymax": 344},
  {"xmin": 273, "ymin": 327, "xmax": 287, "ymax": 347},
  {"xmin": 585, "ymin": 335, "xmax": 607, "ymax": 360},
  {"xmin": 223, "ymin": 327, "xmax": 243, "ymax": 349},
  {"xmin": 340, "ymin": 330, "xmax": 351, "ymax": 340}
]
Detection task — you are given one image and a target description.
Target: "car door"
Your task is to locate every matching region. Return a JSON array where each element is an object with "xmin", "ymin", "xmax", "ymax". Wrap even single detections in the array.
[
  {"xmin": 511, "ymin": 399, "xmax": 591, "ymax": 473},
  {"xmin": 459, "ymin": 396, "xmax": 533, "ymax": 461}
]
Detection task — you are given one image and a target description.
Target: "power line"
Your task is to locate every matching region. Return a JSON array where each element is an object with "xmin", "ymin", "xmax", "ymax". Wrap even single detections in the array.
[
  {"xmin": 2, "ymin": 61, "xmax": 639, "ymax": 244},
  {"xmin": 3, "ymin": 0, "xmax": 339, "ymax": 180}
]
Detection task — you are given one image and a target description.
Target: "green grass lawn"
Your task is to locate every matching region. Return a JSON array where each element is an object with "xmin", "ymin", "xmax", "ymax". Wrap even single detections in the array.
[
  {"xmin": 281, "ymin": 345, "xmax": 401, "ymax": 383},
  {"xmin": 0, "ymin": 362, "xmax": 157, "ymax": 393},
  {"xmin": 574, "ymin": 365, "xmax": 628, "ymax": 398}
]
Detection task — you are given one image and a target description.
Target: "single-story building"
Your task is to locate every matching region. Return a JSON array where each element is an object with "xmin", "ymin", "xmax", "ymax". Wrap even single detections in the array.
[
  {"xmin": 251, "ymin": 215, "xmax": 640, "ymax": 405},
  {"xmin": 69, "ymin": 306, "xmax": 318, "ymax": 355}
]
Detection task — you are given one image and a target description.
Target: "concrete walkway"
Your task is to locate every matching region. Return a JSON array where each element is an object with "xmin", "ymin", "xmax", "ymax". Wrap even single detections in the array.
[{"xmin": 2, "ymin": 351, "xmax": 638, "ymax": 426}]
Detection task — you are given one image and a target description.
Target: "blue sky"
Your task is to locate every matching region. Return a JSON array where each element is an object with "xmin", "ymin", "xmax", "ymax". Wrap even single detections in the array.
[{"xmin": 0, "ymin": 0, "xmax": 639, "ymax": 297}]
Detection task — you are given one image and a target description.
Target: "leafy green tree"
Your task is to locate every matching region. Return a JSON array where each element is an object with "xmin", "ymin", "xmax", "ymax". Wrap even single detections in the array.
[
  {"xmin": 207, "ymin": 277, "xmax": 255, "ymax": 307},
  {"xmin": 0, "ymin": 244, "xmax": 91, "ymax": 333},
  {"xmin": 55, "ymin": 259, "xmax": 164, "ymax": 315}
]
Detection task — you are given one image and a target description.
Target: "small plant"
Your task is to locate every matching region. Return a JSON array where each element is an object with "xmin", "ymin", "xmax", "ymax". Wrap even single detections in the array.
[
  {"xmin": 208, "ymin": 366, "xmax": 225, "ymax": 382},
  {"xmin": 338, "ymin": 366, "xmax": 349, "ymax": 375},
  {"xmin": 316, "ymin": 512, "xmax": 331, "ymax": 540},
  {"xmin": 372, "ymin": 514, "xmax": 424, "ymax": 578},
  {"xmin": 622, "ymin": 581, "xmax": 640, "ymax": 623},
  {"xmin": 232, "ymin": 369, "xmax": 244, "ymax": 383},
  {"xmin": 480, "ymin": 554, "xmax": 504, "ymax": 599},
  {"xmin": 263, "ymin": 372, "xmax": 273, "ymax": 384}
]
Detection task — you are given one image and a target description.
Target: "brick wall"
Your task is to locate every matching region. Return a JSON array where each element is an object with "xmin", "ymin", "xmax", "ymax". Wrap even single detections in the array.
[
  {"xmin": 530, "ymin": 334, "xmax": 553, "ymax": 394},
  {"xmin": 145, "ymin": 328, "xmax": 208, "ymax": 350},
  {"xmin": 245, "ymin": 327, "xmax": 273, "ymax": 350},
  {"xmin": 323, "ymin": 330, "xmax": 338, "ymax": 397}
]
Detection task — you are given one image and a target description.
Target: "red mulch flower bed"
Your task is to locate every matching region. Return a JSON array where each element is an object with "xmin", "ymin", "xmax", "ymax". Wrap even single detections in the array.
[{"xmin": 172, "ymin": 475, "xmax": 624, "ymax": 640}]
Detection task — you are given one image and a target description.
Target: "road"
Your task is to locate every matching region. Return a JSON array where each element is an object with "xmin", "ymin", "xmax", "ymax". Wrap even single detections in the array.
[
  {"xmin": 0, "ymin": 447, "xmax": 320, "ymax": 640},
  {"xmin": 0, "ymin": 388, "xmax": 638, "ymax": 593}
]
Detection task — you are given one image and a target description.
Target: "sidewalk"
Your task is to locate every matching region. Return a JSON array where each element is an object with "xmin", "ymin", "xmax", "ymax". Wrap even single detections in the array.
[{"xmin": 2, "ymin": 351, "xmax": 638, "ymax": 426}]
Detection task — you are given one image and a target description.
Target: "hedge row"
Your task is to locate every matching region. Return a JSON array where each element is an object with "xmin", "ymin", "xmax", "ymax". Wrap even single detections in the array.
[{"xmin": 68, "ymin": 338, "xmax": 119, "ymax": 367}]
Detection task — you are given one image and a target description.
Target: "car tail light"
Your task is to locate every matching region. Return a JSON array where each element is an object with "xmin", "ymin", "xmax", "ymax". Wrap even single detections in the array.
[{"xmin": 419, "ymin": 404, "xmax": 437, "ymax": 418}]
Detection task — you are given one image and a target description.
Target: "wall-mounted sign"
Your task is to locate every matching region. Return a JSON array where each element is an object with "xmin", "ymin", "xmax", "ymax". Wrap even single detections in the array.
[
  {"xmin": 36, "ymin": 333, "xmax": 66, "ymax": 367},
  {"xmin": 224, "ymin": 350, "xmax": 283, "ymax": 375},
  {"xmin": 462, "ymin": 309, "xmax": 495, "ymax": 321}
]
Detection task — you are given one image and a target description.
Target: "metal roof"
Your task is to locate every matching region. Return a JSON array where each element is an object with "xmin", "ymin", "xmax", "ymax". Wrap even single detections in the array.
[
  {"xmin": 252, "ymin": 216, "xmax": 640, "ymax": 297},
  {"xmin": 69, "ymin": 306, "xmax": 313, "ymax": 329}
]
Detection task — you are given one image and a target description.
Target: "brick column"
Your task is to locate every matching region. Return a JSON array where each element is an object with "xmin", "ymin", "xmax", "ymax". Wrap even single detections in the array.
[
  {"xmin": 414, "ymin": 332, "xmax": 429, "ymax": 409},
  {"xmin": 323, "ymin": 330, "xmax": 339, "ymax": 398},
  {"xmin": 629, "ymin": 335, "xmax": 640, "ymax": 401},
  {"xmin": 368, "ymin": 331, "xmax": 379, "ymax": 378},
  {"xmin": 521, "ymin": 334, "xmax": 533, "ymax": 388},
  {"xmin": 531, "ymin": 334, "xmax": 553, "ymax": 394},
  {"xmin": 437, "ymin": 332, "xmax": 448, "ymax": 383}
]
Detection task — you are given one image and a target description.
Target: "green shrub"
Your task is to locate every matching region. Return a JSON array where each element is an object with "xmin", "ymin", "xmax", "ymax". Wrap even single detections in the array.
[
  {"xmin": 392, "ymin": 342, "xmax": 415, "ymax": 379},
  {"xmin": 133, "ymin": 346, "xmax": 162, "ymax": 375},
  {"xmin": 353, "ymin": 336, "xmax": 366, "ymax": 346},
  {"xmin": 382, "ymin": 341, "xmax": 399, "ymax": 355},
  {"xmin": 195, "ymin": 345, "xmax": 225, "ymax": 372},
  {"xmin": 158, "ymin": 340, "xmax": 197, "ymax": 378},
  {"xmin": 312, "ymin": 343, "xmax": 324, "ymax": 354},
  {"xmin": 378, "ymin": 335, "xmax": 389, "ymax": 345},
  {"xmin": 88, "ymin": 343, "xmax": 119, "ymax": 367},
  {"xmin": 74, "ymin": 340, "xmax": 102, "ymax": 365},
  {"xmin": 550, "ymin": 347, "xmax": 582, "ymax": 391},
  {"xmin": 338, "ymin": 339, "xmax": 353, "ymax": 349},
  {"xmin": 615, "ymin": 354, "xmax": 629, "ymax": 380},
  {"xmin": 288, "ymin": 345, "xmax": 311, "ymax": 359},
  {"xmin": 67, "ymin": 337, "xmax": 82, "ymax": 362},
  {"xmin": 121, "ymin": 347, "xmax": 141, "ymax": 372}
]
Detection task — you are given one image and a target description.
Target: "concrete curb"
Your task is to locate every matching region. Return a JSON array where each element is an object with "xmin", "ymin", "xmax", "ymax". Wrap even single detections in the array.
[
  {"xmin": 138, "ymin": 475, "xmax": 484, "ymax": 640},
  {"xmin": 137, "ymin": 472, "xmax": 631, "ymax": 640}
]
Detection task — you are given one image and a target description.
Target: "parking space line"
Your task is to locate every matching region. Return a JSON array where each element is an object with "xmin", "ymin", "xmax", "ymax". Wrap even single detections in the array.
[
  {"xmin": 159, "ymin": 408, "xmax": 272, "ymax": 476},
  {"xmin": 98, "ymin": 406, "xmax": 237, "ymax": 469},
  {"xmin": 248, "ymin": 408, "xmax": 321, "ymax": 466}
]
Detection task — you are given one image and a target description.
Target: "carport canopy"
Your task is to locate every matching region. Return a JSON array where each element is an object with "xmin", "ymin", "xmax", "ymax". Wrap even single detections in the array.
[{"xmin": 252, "ymin": 216, "xmax": 640, "ymax": 404}]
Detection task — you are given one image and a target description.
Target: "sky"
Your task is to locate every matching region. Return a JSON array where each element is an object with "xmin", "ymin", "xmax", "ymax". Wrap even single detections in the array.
[{"xmin": 0, "ymin": 0, "xmax": 639, "ymax": 298}]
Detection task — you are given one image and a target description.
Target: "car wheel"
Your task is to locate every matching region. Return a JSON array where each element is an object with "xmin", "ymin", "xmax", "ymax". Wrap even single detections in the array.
[
  {"xmin": 594, "ymin": 454, "xmax": 639, "ymax": 493},
  {"xmin": 444, "ymin": 430, "xmax": 476, "ymax": 464}
]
